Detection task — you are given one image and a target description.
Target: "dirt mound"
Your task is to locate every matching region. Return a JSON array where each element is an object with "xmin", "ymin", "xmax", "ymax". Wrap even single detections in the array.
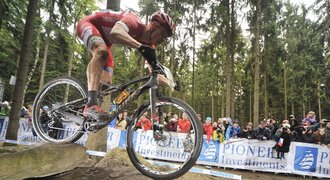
[{"xmin": 39, "ymin": 148, "xmax": 305, "ymax": 180}]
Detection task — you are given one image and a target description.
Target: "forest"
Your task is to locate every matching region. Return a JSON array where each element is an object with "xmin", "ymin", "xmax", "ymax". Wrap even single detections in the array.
[{"xmin": 0, "ymin": 0, "xmax": 329, "ymax": 127}]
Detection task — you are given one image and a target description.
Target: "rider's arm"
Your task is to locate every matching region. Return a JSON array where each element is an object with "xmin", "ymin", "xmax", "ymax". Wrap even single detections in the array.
[{"xmin": 109, "ymin": 22, "xmax": 142, "ymax": 48}]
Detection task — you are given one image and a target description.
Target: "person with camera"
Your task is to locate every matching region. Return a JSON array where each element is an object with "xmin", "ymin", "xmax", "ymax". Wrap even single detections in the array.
[
  {"xmin": 275, "ymin": 125, "xmax": 291, "ymax": 159},
  {"xmin": 240, "ymin": 123, "xmax": 254, "ymax": 139}
]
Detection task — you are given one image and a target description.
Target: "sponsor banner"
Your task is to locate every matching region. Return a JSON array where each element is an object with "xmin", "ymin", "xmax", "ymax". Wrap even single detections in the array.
[
  {"xmin": 16, "ymin": 117, "xmax": 88, "ymax": 145},
  {"xmin": 216, "ymin": 139, "xmax": 290, "ymax": 173},
  {"xmin": 197, "ymin": 136, "xmax": 220, "ymax": 166},
  {"xmin": 290, "ymin": 142, "xmax": 330, "ymax": 178},
  {"xmin": 0, "ymin": 116, "xmax": 8, "ymax": 140},
  {"xmin": 1, "ymin": 115, "xmax": 329, "ymax": 178},
  {"xmin": 17, "ymin": 118, "xmax": 42, "ymax": 143},
  {"xmin": 106, "ymin": 127, "xmax": 121, "ymax": 149},
  {"xmin": 130, "ymin": 129, "xmax": 192, "ymax": 162}
]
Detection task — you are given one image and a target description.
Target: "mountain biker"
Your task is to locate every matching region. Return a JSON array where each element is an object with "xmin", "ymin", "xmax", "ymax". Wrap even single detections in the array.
[{"xmin": 76, "ymin": 10, "xmax": 174, "ymax": 121}]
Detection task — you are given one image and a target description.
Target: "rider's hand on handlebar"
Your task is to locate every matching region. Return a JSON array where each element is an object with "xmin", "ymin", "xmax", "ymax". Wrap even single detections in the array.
[{"xmin": 138, "ymin": 45, "xmax": 157, "ymax": 67}]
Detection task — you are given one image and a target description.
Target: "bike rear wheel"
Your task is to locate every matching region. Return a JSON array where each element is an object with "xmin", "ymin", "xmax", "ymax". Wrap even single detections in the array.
[
  {"xmin": 32, "ymin": 77, "xmax": 87, "ymax": 143},
  {"xmin": 126, "ymin": 96, "xmax": 203, "ymax": 179}
]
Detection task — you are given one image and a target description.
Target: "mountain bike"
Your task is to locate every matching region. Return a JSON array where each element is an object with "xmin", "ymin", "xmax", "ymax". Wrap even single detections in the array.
[{"xmin": 32, "ymin": 63, "xmax": 203, "ymax": 179}]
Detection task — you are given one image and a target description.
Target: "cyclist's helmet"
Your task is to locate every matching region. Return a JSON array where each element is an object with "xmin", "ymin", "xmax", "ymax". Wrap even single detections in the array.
[{"xmin": 150, "ymin": 11, "xmax": 175, "ymax": 37}]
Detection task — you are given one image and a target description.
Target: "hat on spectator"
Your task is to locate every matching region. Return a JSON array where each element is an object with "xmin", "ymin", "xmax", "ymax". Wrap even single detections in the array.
[
  {"xmin": 283, "ymin": 123, "xmax": 291, "ymax": 129},
  {"xmin": 288, "ymin": 115, "xmax": 295, "ymax": 119},
  {"xmin": 206, "ymin": 117, "xmax": 212, "ymax": 122},
  {"xmin": 308, "ymin": 111, "xmax": 315, "ymax": 114},
  {"xmin": 2, "ymin": 101, "xmax": 9, "ymax": 106},
  {"xmin": 42, "ymin": 105, "xmax": 49, "ymax": 111},
  {"xmin": 233, "ymin": 119, "xmax": 239, "ymax": 124},
  {"xmin": 282, "ymin": 120, "xmax": 289, "ymax": 124}
]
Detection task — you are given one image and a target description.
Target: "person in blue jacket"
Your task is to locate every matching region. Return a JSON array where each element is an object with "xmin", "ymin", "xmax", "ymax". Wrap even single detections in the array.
[{"xmin": 225, "ymin": 119, "xmax": 241, "ymax": 141}]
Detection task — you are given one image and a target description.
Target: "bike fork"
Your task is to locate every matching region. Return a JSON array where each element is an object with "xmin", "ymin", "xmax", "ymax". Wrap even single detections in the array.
[{"xmin": 149, "ymin": 80, "xmax": 163, "ymax": 139}]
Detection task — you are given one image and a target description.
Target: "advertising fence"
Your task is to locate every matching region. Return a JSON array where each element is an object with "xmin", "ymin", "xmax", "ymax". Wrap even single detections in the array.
[{"xmin": 0, "ymin": 116, "xmax": 329, "ymax": 178}]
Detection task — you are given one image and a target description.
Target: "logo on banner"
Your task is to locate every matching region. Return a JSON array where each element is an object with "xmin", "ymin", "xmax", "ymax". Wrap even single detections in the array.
[
  {"xmin": 0, "ymin": 118, "xmax": 4, "ymax": 132},
  {"xmin": 199, "ymin": 141, "xmax": 219, "ymax": 163},
  {"xmin": 294, "ymin": 146, "xmax": 318, "ymax": 172}
]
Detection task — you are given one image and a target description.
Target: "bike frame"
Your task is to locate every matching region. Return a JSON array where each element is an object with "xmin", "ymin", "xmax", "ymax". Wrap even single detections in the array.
[{"xmin": 102, "ymin": 71, "xmax": 164, "ymax": 139}]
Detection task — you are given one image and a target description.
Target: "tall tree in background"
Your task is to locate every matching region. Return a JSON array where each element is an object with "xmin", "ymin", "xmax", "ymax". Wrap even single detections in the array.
[
  {"xmin": 252, "ymin": 0, "xmax": 261, "ymax": 127},
  {"xmin": 39, "ymin": 0, "xmax": 55, "ymax": 90},
  {"xmin": 5, "ymin": 0, "xmax": 38, "ymax": 141}
]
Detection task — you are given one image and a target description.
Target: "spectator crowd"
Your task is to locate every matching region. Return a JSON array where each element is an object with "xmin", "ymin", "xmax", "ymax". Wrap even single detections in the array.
[
  {"xmin": 199, "ymin": 111, "xmax": 330, "ymax": 159},
  {"xmin": 2, "ymin": 100, "xmax": 329, "ymax": 159}
]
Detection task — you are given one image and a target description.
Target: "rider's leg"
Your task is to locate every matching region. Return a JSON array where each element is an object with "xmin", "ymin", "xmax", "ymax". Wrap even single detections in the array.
[
  {"xmin": 85, "ymin": 41, "xmax": 108, "ymax": 107},
  {"xmin": 101, "ymin": 46, "xmax": 114, "ymax": 85}
]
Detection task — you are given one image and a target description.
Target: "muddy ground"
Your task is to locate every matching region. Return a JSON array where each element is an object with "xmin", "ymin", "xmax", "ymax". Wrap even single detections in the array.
[{"xmin": 29, "ymin": 148, "xmax": 316, "ymax": 180}]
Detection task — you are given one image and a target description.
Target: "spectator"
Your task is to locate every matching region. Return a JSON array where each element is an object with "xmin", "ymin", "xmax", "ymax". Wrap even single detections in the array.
[
  {"xmin": 301, "ymin": 127, "xmax": 315, "ymax": 143},
  {"xmin": 20, "ymin": 106, "xmax": 29, "ymax": 117},
  {"xmin": 302, "ymin": 111, "xmax": 316, "ymax": 124},
  {"xmin": 217, "ymin": 118, "xmax": 225, "ymax": 129},
  {"xmin": 165, "ymin": 114, "xmax": 178, "ymax": 132},
  {"xmin": 266, "ymin": 119, "xmax": 275, "ymax": 139},
  {"xmin": 124, "ymin": 110, "xmax": 132, "ymax": 129},
  {"xmin": 203, "ymin": 117, "xmax": 214, "ymax": 143},
  {"xmin": 275, "ymin": 126, "xmax": 291, "ymax": 159},
  {"xmin": 177, "ymin": 112, "xmax": 191, "ymax": 133},
  {"xmin": 324, "ymin": 121, "xmax": 330, "ymax": 147},
  {"xmin": 225, "ymin": 119, "xmax": 241, "ymax": 141},
  {"xmin": 275, "ymin": 123, "xmax": 291, "ymax": 142},
  {"xmin": 213, "ymin": 119, "xmax": 225, "ymax": 143},
  {"xmin": 223, "ymin": 117, "xmax": 232, "ymax": 133},
  {"xmin": 240, "ymin": 123, "xmax": 254, "ymax": 139},
  {"xmin": 313, "ymin": 128, "xmax": 326, "ymax": 145},
  {"xmin": 164, "ymin": 112, "xmax": 173, "ymax": 124},
  {"xmin": 254, "ymin": 120, "xmax": 271, "ymax": 140},
  {"xmin": 116, "ymin": 112, "xmax": 127, "ymax": 130},
  {"xmin": 288, "ymin": 115, "xmax": 299, "ymax": 132},
  {"xmin": 0, "ymin": 101, "xmax": 11, "ymax": 116},
  {"xmin": 136, "ymin": 111, "xmax": 152, "ymax": 131},
  {"xmin": 197, "ymin": 113, "xmax": 202, "ymax": 122}
]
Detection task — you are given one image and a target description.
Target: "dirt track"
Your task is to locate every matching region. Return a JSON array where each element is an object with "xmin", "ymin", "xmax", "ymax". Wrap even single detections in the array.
[{"xmin": 32, "ymin": 148, "xmax": 312, "ymax": 180}]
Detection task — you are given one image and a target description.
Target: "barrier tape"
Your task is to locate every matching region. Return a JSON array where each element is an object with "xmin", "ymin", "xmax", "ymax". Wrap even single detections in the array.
[
  {"xmin": 0, "ymin": 139, "xmax": 40, "ymax": 146},
  {"xmin": 148, "ymin": 159, "xmax": 242, "ymax": 180}
]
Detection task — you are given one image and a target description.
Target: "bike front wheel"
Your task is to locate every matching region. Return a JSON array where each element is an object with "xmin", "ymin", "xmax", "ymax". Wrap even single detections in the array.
[
  {"xmin": 126, "ymin": 96, "xmax": 203, "ymax": 179},
  {"xmin": 32, "ymin": 77, "xmax": 87, "ymax": 143}
]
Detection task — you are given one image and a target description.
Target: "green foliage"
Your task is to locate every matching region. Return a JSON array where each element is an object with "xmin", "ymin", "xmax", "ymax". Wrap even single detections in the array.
[{"xmin": 1, "ymin": 0, "xmax": 328, "ymax": 122}]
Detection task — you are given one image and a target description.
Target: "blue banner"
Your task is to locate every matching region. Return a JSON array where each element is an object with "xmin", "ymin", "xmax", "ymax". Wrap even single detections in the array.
[{"xmin": 198, "ymin": 139, "xmax": 220, "ymax": 164}]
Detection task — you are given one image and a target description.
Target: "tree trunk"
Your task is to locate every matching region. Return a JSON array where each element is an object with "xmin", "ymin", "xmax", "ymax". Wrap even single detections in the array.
[
  {"xmin": 284, "ymin": 63, "xmax": 287, "ymax": 118},
  {"xmin": 25, "ymin": 28, "xmax": 40, "ymax": 94},
  {"xmin": 39, "ymin": 0, "xmax": 55, "ymax": 90},
  {"xmin": 230, "ymin": 0, "xmax": 236, "ymax": 119},
  {"xmin": 225, "ymin": 0, "xmax": 231, "ymax": 118},
  {"xmin": 253, "ymin": 0, "xmax": 261, "ymax": 127},
  {"xmin": 317, "ymin": 81, "xmax": 322, "ymax": 121},
  {"xmin": 221, "ymin": 86, "xmax": 225, "ymax": 117},
  {"xmin": 5, "ymin": 0, "xmax": 38, "ymax": 141},
  {"xmin": 264, "ymin": 73, "xmax": 268, "ymax": 119},
  {"xmin": 191, "ymin": 1, "xmax": 196, "ymax": 108}
]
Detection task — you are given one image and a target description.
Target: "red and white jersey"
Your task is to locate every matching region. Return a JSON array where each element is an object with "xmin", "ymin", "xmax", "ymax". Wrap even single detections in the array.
[{"xmin": 77, "ymin": 10, "xmax": 146, "ymax": 45}]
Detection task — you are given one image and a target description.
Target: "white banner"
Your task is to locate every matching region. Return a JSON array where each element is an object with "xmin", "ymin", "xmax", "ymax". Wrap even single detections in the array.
[{"xmin": 127, "ymin": 129, "xmax": 192, "ymax": 162}]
